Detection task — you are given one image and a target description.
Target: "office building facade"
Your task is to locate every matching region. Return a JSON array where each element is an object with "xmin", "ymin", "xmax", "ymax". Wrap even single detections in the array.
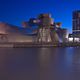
[{"xmin": 73, "ymin": 10, "xmax": 80, "ymax": 34}]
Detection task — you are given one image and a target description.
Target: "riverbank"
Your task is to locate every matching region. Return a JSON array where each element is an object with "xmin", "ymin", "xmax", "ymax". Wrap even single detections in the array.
[{"xmin": 0, "ymin": 42, "xmax": 80, "ymax": 47}]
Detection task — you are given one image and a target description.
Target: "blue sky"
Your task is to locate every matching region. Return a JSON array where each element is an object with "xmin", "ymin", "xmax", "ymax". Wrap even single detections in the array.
[{"xmin": 0, "ymin": 0, "xmax": 80, "ymax": 33}]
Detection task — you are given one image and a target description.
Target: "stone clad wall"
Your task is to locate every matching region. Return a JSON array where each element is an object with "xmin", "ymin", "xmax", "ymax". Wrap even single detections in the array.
[{"xmin": 0, "ymin": 22, "xmax": 34, "ymax": 42}]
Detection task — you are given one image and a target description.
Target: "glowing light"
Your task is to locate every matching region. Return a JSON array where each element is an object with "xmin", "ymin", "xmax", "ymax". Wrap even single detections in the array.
[
  {"xmin": 68, "ymin": 37, "xmax": 80, "ymax": 42},
  {"xmin": 68, "ymin": 38, "xmax": 73, "ymax": 42},
  {"xmin": 75, "ymin": 38, "xmax": 79, "ymax": 41}
]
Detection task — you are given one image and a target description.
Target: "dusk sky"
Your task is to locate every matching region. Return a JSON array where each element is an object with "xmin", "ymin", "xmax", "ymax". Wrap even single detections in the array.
[{"xmin": 0, "ymin": 0, "xmax": 80, "ymax": 33}]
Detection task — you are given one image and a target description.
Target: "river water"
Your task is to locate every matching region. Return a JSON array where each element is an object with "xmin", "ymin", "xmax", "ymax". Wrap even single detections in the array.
[{"xmin": 0, "ymin": 47, "xmax": 80, "ymax": 80}]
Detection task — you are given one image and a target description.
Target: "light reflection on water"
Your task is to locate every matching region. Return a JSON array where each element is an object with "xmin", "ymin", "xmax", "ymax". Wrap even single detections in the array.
[{"xmin": 0, "ymin": 47, "xmax": 80, "ymax": 80}]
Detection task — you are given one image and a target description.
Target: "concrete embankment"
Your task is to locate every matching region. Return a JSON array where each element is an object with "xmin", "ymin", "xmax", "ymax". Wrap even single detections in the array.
[{"xmin": 0, "ymin": 42, "xmax": 80, "ymax": 48}]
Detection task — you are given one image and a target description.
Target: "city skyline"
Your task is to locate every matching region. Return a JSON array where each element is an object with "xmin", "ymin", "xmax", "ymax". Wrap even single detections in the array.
[{"xmin": 0, "ymin": 0, "xmax": 80, "ymax": 33}]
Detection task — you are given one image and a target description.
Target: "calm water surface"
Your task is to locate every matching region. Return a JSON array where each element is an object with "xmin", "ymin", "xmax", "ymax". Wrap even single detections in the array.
[{"xmin": 0, "ymin": 47, "xmax": 80, "ymax": 80}]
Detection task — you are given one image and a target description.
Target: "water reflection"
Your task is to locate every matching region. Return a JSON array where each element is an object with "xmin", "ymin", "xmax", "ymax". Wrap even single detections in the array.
[{"xmin": 0, "ymin": 47, "xmax": 80, "ymax": 80}]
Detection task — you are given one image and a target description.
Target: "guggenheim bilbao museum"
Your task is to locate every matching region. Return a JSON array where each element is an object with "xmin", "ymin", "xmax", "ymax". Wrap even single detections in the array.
[
  {"xmin": 0, "ymin": 22, "xmax": 34, "ymax": 42},
  {"xmin": 0, "ymin": 14, "xmax": 68, "ymax": 43}
]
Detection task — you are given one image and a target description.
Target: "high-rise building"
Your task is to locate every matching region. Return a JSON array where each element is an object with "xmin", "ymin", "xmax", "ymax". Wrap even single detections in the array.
[{"xmin": 73, "ymin": 10, "xmax": 80, "ymax": 34}]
